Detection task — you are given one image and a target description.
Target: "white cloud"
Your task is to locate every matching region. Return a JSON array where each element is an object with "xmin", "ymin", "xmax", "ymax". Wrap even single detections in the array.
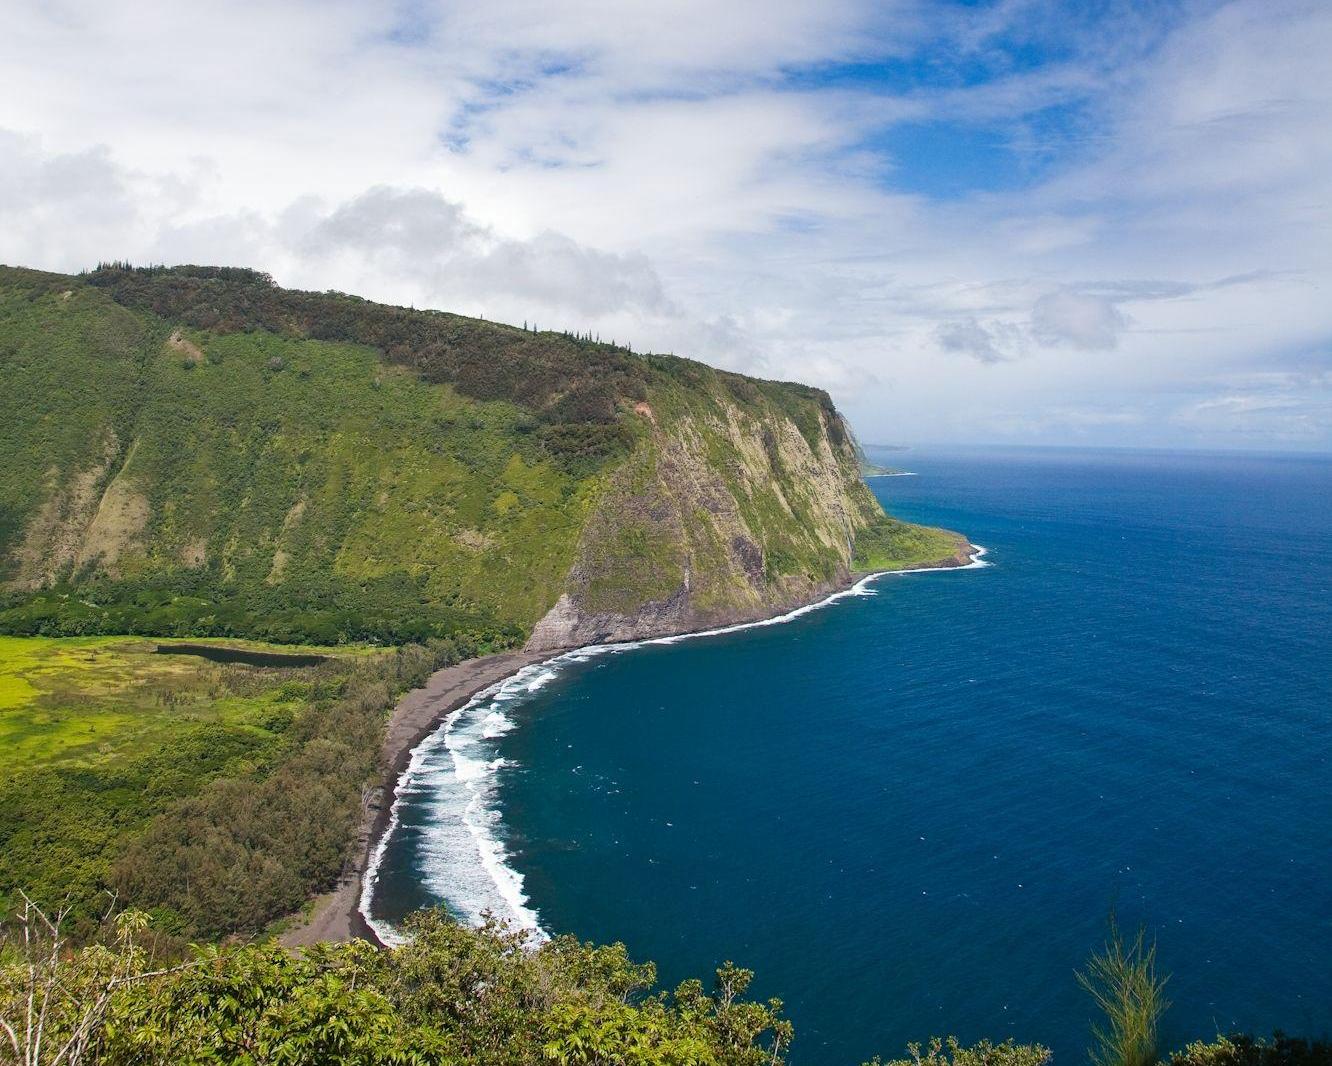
[
  {"xmin": 1030, "ymin": 290, "xmax": 1127, "ymax": 351},
  {"xmin": 292, "ymin": 187, "xmax": 669, "ymax": 317},
  {"xmin": 936, "ymin": 317, "xmax": 1025, "ymax": 364},
  {"xmin": 0, "ymin": 0, "xmax": 1329, "ymax": 450},
  {"xmin": 1170, "ymin": 373, "xmax": 1332, "ymax": 444}
]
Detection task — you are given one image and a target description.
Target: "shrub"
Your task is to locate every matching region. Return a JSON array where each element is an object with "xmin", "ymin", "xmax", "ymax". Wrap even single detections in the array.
[
  {"xmin": 865, "ymin": 1036, "xmax": 1052, "ymax": 1066},
  {"xmin": 1, "ymin": 902, "xmax": 795, "ymax": 1066},
  {"xmin": 1078, "ymin": 917, "xmax": 1171, "ymax": 1066},
  {"xmin": 1170, "ymin": 1035, "xmax": 1332, "ymax": 1066}
]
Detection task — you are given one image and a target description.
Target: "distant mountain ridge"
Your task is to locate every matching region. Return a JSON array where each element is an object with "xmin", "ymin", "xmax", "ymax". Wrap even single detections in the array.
[{"xmin": 0, "ymin": 263, "xmax": 966, "ymax": 647}]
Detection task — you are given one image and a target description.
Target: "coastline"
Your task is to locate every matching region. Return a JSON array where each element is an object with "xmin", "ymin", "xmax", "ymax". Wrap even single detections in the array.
[
  {"xmin": 280, "ymin": 647, "xmax": 551, "ymax": 947},
  {"xmin": 282, "ymin": 541, "xmax": 985, "ymax": 949}
]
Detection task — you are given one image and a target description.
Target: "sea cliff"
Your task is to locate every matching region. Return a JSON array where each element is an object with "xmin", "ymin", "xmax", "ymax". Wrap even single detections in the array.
[{"xmin": 0, "ymin": 263, "xmax": 962, "ymax": 649}]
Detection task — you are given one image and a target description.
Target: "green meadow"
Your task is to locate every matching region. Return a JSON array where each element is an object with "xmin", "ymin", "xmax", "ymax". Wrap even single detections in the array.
[
  {"xmin": 0, "ymin": 635, "xmax": 357, "ymax": 769},
  {"xmin": 852, "ymin": 515, "xmax": 967, "ymax": 572},
  {"xmin": 0, "ymin": 632, "xmax": 463, "ymax": 940}
]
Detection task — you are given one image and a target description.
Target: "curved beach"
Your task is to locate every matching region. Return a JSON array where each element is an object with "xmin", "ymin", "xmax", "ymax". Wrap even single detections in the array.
[
  {"xmin": 280, "ymin": 647, "xmax": 550, "ymax": 946},
  {"xmin": 283, "ymin": 544, "xmax": 986, "ymax": 948}
]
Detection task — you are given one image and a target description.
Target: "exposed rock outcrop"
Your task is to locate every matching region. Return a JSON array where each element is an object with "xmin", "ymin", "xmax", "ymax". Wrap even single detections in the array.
[{"xmin": 527, "ymin": 390, "xmax": 883, "ymax": 650}]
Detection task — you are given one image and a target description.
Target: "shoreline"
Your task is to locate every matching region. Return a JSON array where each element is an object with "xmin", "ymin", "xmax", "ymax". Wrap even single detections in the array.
[
  {"xmin": 279, "ymin": 647, "xmax": 551, "ymax": 947},
  {"xmin": 281, "ymin": 541, "xmax": 986, "ymax": 949}
]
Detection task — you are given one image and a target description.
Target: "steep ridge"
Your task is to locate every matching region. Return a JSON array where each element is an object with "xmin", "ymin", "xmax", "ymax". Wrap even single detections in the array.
[{"xmin": 0, "ymin": 264, "xmax": 966, "ymax": 647}]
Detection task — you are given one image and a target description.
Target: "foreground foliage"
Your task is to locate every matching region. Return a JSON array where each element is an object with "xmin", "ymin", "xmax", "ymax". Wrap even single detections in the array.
[
  {"xmin": 1077, "ymin": 919, "xmax": 1169, "ymax": 1066},
  {"xmin": 866, "ymin": 1036, "xmax": 1052, "ymax": 1066},
  {"xmin": 1, "ymin": 905, "xmax": 793, "ymax": 1066},
  {"xmin": 1169, "ymin": 1036, "xmax": 1332, "ymax": 1066},
  {"xmin": 4, "ymin": 900, "xmax": 1328, "ymax": 1066},
  {"xmin": 861, "ymin": 1036, "xmax": 1332, "ymax": 1066}
]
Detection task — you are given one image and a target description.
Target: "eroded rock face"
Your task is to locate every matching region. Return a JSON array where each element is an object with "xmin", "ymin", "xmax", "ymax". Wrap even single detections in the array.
[
  {"xmin": 731, "ymin": 535, "xmax": 764, "ymax": 580},
  {"xmin": 526, "ymin": 395, "xmax": 882, "ymax": 652},
  {"xmin": 528, "ymin": 588, "xmax": 702, "ymax": 649},
  {"xmin": 525, "ymin": 578, "xmax": 851, "ymax": 651},
  {"xmin": 11, "ymin": 432, "xmax": 152, "ymax": 589}
]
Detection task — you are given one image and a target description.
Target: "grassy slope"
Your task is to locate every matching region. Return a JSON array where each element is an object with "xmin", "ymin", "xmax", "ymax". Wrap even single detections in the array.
[
  {"xmin": 1, "ymin": 263, "xmax": 958, "ymax": 648},
  {"xmin": 852, "ymin": 515, "xmax": 968, "ymax": 572},
  {"xmin": 0, "ymin": 279, "xmax": 147, "ymax": 558},
  {"xmin": 0, "ymin": 268, "xmax": 616, "ymax": 644}
]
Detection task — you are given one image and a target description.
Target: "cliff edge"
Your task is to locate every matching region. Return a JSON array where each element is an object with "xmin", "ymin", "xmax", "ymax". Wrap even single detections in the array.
[{"xmin": 0, "ymin": 263, "xmax": 963, "ymax": 647}]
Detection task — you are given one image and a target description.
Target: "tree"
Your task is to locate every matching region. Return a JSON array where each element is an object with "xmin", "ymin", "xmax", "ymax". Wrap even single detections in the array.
[
  {"xmin": 0, "ymin": 894, "xmax": 195, "ymax": 1066},
  {"xmin": 864, "ymin": 1036, "xmax": 1051, "ymax": 1066},
  {"xmin": 3, "ymin": 903, "xmax": 795, "ymax": 1065}
]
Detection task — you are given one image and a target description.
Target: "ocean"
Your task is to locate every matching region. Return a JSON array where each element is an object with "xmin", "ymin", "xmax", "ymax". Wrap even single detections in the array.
[{"xmin": 366, "ymin": 446, "xmax": 1332, "ymax": 1064}]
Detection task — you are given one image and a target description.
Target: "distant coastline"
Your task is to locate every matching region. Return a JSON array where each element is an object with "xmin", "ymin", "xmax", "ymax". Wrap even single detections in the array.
[
  {"xmin": 859, "ymin": 459, "xmax": 913, "ymax": 477},
  {"xmin": 295, "ymin": 541, "xmax": 989, "ymax": 949}
]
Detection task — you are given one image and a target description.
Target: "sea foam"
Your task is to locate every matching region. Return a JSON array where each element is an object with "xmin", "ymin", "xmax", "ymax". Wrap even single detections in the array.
[{"xmin": 360, "ymin": 544, "xmax": 989, "ymax": 944}]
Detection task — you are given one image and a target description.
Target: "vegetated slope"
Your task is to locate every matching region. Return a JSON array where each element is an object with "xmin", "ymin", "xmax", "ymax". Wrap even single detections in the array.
[{"xmin": 0, "ymin": 264, "xmax": 966, "ymax": 647}]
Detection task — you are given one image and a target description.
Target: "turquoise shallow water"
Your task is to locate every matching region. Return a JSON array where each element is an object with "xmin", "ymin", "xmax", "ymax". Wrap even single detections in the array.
[{"xmin": 369, "ymin": 447, "xmax": 1332, "ymax": 1064}]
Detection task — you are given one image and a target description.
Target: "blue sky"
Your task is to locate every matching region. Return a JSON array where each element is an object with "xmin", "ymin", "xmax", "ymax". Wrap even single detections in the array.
[
  {"xmin": 794, "ymin": 2, "xmax": 1156, "ymax": 197},
  {"xmin": 2, "ymin": 0, "xmax": 1329, "ymax": 449}
]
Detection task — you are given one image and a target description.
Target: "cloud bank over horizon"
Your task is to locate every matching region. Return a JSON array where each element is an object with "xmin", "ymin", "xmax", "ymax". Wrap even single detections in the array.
[{"xmin": 2, "ymin": 0, "xmax": 1329, "ymax": 450}]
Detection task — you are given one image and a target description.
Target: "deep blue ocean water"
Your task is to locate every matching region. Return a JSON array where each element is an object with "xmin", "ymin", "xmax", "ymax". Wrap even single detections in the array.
[{"xmin": 368, "ymin": 447, "xmax": 1332, "ymax": 1064}]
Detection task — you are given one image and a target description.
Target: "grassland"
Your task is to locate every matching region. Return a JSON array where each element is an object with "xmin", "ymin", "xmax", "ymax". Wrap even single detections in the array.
[
  {"xmin": 0, "ymin": 631, "xmax": 478, "ymax": 942},
  {"xmin": 852, "ymin": 515, "xmax": 968, "ymax": 572},
  {"xmin": 0, "ymin": 634, "xmax": 357, "ymax": 768}
]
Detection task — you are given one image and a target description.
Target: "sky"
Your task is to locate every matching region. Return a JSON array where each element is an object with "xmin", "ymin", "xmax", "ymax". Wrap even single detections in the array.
[{"xmin": 2, "ymin": 0, "xmax": 1329, "ymax": 451}]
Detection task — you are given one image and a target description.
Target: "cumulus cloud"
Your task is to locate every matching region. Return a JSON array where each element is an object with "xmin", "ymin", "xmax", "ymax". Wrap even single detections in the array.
[
  {"xmin": 297, "ymin": 189, "xmax": 486, "ymax": 262},
  {"xmin": 936, "ymin": 317, "xmax": 1024, "ymax": 364},
  {"xmin": 0, "ymin": 131, "xmax": 143, "ymax": 265},
  {"xmin": 0, "ymin": 0, "xmax": 1329, "ymax": 449},
  {"xmin": 294, "ymin": 187, "xmax": 669, "ymax": 317},
  {"xmin": 1030, "ymin": 290, "xmax": 1127, "ymax": 350},
  {"xmin": 0, "ymin": 136, "xmax": 669, "ymax": 323}
]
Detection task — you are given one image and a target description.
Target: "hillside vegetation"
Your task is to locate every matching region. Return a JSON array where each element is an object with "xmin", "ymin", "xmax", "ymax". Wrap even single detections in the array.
[
  {"xmin": 5, "ymin": 901, "xmax": 1329, "ymax": 1066},
  {"xmin": 0, "ymin": 261, "xmax": 965, "ymax": 949},
  {"xmin": 0, "ymin": 264, "xmax": 964, "ymax": 649},
  {"xmin": 0, "ymin": 633, "xmax": 482, "ymax": 942}
]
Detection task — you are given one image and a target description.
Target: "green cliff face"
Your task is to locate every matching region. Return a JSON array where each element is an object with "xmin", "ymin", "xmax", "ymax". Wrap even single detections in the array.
[{"xmin": 0, "ymin": 264, "xmax": 966, "ymax": 647}]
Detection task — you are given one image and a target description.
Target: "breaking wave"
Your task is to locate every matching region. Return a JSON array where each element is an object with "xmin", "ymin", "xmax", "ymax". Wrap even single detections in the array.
[{"xmin": 360, "ymin": 545, "xmax": 989, "ymax": 944}]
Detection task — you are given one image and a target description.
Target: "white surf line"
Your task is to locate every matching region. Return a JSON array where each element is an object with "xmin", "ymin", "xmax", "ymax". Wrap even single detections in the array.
[
  {"xmin": 358, "ymin": 662, "xmax": 557, "ymax": 947},
  {"xmin": 638, "ymin": 543, "xmax": 989, "ymax": 644},
  {"xmin": 359, "ymin": 544, "xmax": 989, "ymax": 945}
]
